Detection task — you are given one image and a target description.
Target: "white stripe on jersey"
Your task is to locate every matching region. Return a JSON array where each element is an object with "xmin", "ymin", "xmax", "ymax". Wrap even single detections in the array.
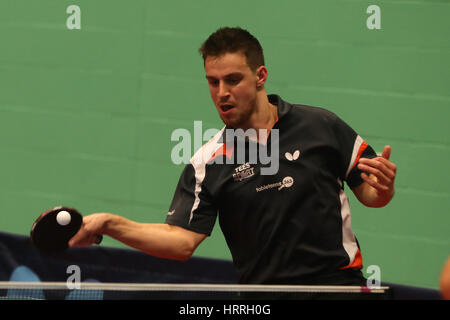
[
  {"xmin": 345, "ymin": 135, "xmax": 364, "ymax": 179},
  {"xmin": 189, "ymin": 126, "xmax": 226, "ymax": 224},
  {"xmin": 339, "ymin": 189, "xmax": 359, "ymax": 266}
]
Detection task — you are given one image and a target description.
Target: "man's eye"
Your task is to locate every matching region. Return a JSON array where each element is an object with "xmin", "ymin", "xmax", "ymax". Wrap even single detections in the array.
[{"xmin": 227, "ymin": 78, "xmax": 241, "ymax": 85}]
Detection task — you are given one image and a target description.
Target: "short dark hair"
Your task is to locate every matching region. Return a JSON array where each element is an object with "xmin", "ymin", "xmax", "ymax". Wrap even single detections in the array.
[{"xmin": 199, "ymin": 27, "xmax": 265, "ymax": 72}]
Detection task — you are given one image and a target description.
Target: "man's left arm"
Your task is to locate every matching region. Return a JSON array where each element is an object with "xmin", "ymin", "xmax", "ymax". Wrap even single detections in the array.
[{"xmin": 352, "ymin": 145, "xmax": 397, "ymax": 208}]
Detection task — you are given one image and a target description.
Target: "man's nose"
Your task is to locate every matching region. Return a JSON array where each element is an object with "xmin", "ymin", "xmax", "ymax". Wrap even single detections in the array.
[{"xmin": 218, "ymin": 81, "xmax": 230, "ymax": 99}]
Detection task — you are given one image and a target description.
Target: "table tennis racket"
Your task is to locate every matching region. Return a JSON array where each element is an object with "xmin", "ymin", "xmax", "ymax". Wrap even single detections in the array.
[{"xmin": 30, "ymin": 206, "xmax": 102, "ymax": 253}]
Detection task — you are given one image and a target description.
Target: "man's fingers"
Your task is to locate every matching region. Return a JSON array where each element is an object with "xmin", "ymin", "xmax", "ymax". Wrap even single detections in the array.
[
  {"xmin": 68, "ymin": 234, "xmax": 82, "ymax": 247},
  {"xmin": 358, "ymin": 162, "xmax": 392, "ymax": 185},
  {"xmin": 359, "ymin": 157, "xmax": 396, "ymax": 177},
  {"xmin": 358, "ymin": 146, "xmax": 396, "ymax": 196},
  {"xmin": 361, "ymin": 173, "xmax": 389, "ymax": 192},
  {"xmin": 374, "ymin": 156, "xmax": 397, "ymax": 173},
  {"xmin": 382, "ymin": 145, "xmax": 391, "ymax": 160},
  {"xmin": 358, "ymin": 157, "xmax": 396, "ymax": 180},
  {"xmin": 69, "ymin": 214, "xmax": 106, "ymax": 247},
  {"xmin": 69, "ymin": 231, "xmax": 95, "ymax": 247},
  {"xmin": 69, "ymin": 224, "xmax": 92, "ymax": 247}
]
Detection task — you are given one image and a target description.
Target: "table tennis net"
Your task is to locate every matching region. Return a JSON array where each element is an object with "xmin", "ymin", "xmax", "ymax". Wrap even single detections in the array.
[{"xmin": 0, "ymin": 282, "xmax": 391, "ymax": 300}]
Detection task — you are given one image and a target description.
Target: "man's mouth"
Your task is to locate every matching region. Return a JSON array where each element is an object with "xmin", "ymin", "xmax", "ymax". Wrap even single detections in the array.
[{"xmin": 220, "ymin": 104, "xmax": 235, "ymax": 112}]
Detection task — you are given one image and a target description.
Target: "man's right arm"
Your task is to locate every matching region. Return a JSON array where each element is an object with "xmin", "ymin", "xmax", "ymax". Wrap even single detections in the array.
[{"xmin": 68, "ymin": 213, "xmax": 207, "ymax": 261}]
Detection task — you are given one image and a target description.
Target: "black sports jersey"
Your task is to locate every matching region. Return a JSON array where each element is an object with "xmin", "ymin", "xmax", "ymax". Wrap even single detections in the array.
[{"xmin": 166, "ymin": 94, "xmax": 377, "ymax": 285}]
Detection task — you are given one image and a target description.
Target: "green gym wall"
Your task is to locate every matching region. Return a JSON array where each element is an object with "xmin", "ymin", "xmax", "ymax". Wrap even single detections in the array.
[{"xmin": 0, "ymin": 0, "xmax": 449, "ymax": 290}]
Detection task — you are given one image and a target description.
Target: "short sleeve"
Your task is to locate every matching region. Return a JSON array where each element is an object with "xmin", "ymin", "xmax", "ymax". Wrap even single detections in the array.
[
  {"xmin": 165, "ymin": 164, "xmax": 217, "ymax": 235},
  {"xmin": 332, "ymin": 115, "xmax": 377, "ymax": 189}
]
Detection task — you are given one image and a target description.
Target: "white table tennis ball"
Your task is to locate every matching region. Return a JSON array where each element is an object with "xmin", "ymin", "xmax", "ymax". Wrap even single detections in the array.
[{"xmin": 56, "ymin": 210, "xmax": 71, "ymax": 226}]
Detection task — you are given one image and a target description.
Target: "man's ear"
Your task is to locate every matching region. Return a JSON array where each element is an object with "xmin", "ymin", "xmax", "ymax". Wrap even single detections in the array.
[{"xmin": 256, "ymin": 66, "xmax": 268, "ymax": 89}]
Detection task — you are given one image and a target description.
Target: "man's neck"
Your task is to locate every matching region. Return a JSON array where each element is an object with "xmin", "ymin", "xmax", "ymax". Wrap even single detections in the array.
[{"xmin": 241, "ymin": 92, "xmax": 278, "ymax": 142}]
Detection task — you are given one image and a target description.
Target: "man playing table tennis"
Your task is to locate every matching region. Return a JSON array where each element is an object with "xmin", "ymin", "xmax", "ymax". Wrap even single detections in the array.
[{"xmin": 69, "ymin": 27, "xmax": 397, "ymax": 286}]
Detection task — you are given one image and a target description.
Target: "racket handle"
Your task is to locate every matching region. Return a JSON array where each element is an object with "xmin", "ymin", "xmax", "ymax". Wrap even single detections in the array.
[{"xmin": 95, "ymin": 235, "xmax": 103, "ymax": 245}]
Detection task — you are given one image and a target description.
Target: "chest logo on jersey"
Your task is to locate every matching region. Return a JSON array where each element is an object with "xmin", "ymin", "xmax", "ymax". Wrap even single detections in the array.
[
  {"xmin": 256, "ymin": 176, "xmax": 294, "ymax": 192},
  {"xmin": 285, "ymin": 150, "xmax": 301, "ymax": 161},
  {"xmin": 232, "ymin": 162, "xmax": 255, "ymax": 182}
]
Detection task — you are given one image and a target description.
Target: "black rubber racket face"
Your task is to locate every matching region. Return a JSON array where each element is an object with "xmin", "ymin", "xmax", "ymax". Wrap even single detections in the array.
[{"xmin": 30, "ymin": 206, "xmax": 83, "ymax": 253}]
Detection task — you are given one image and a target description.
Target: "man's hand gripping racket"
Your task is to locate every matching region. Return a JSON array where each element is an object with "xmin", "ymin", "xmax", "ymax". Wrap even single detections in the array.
[{"xmin": 30, "ymin": 206, "xmax": 102, "ymax": 253}]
